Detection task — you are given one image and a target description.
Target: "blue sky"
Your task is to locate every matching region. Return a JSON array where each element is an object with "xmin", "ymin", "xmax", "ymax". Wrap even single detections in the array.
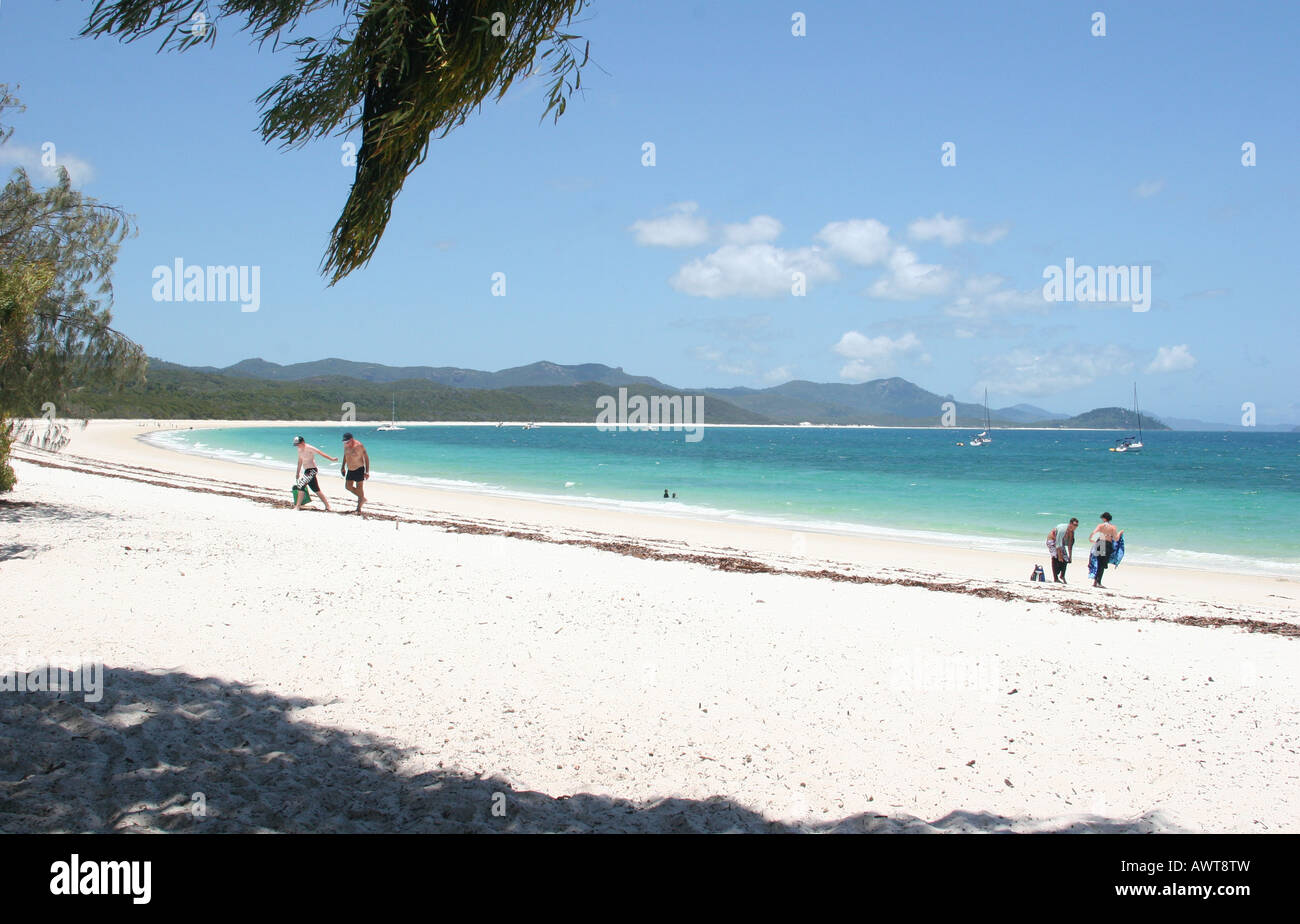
[{"xmin": 1, "ymin": 0, "xmax": 1296, "ymax": 421}]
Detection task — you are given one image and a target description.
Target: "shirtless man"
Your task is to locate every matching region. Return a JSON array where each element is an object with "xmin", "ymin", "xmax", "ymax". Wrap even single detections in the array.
[
  {"xmin": 341, "ymin": 432, "xmax": 371, "ymax": 516},
  {"xmin": 292, "ymin": 435, "xmax": 337, "ymax": 511},
  {"xmin": 1089, "ymin": 512, "xmax": 1123, "ymax": 587}
]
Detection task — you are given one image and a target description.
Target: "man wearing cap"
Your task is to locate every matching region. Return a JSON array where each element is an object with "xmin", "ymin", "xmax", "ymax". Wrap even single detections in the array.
[
  {"xmin": 341, "ymin": 432, "xmax": 371, "ymax": 517},
  {"xmin": 293, "ymin": 435, "xmax": 337, "ymax": 512},
  {"xmin": 1089, "ymin": 512, "xmax": 1123, "ymax": 588}
]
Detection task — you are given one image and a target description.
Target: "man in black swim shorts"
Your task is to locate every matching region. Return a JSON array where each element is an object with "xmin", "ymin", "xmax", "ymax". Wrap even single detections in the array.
[
  {"xmin": 341, "ymin": 432, "xmax": 371, "ymax": 517},
  {"xmin": 293, "ymin": 435, "xmax": 337, "ymax": 511}
]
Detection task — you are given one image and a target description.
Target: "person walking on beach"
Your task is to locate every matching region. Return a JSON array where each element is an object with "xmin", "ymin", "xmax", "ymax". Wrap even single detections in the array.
[
  {"xmin": 341, "ymin": 432, "xmax": 370, "ymax": 516},
  {"xmin": 1048, "ymin": 517, "xmax": 1078, "ymax": 583},
  {"xmin": 1089, "ymin": 512, "xmax": 1123, "ymax": 587},
  {"xmin": 293, "ymin": 436, "xmax": 337, "ymax": 512}
]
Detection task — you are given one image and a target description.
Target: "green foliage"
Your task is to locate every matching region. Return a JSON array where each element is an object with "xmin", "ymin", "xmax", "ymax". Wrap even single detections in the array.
[
  {"xmin": 0, "ymin": 423, "xmax": 14, "ymax": 492},
  {"xmin": 0, "ymin": 85, "xmax": 146, "ymax": 491},
  {"xmin": 51, "ymin": 358, "xmax": 1175, "ymax": 429},
  {"xmin": 1054, "ymin": 407, "xmax": 1169, "ymax": 431},
  {"xmin": 0, "ymin": 84, "xmax": 20, "ymax": 147},
  {"xmin": 51, "ymin": 360, "xmax": 773, "ymax": 423},
  {"xmin": 81, "ymin": 0, "xmax": 592, "ymax": 283}
]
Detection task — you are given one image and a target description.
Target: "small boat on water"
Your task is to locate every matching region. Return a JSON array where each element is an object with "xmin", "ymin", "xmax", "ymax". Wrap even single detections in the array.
[
  {"xmin": 1110, "ymin": 384, "xmax": 1144, "ymax": 453},
  {"xmin": 376, "ymin": 396, "xmax": 405, "ymax": 432},
  {"xmin": 968, "ymin": 389, "xmax": 993, "ymax": 447}
]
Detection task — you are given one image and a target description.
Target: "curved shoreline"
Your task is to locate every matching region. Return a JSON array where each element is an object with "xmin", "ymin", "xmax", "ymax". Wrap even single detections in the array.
[
  {"xmin": 7, "ymin": 419, "xmax": 1300, "ymax": 835},
  {"xmin": 10, "ymin": 418, "xmax": 1298, "ymax": 610},
  {"xmin": 143, "ymin": 419, "xmax": 1298, "ymax": 580}
]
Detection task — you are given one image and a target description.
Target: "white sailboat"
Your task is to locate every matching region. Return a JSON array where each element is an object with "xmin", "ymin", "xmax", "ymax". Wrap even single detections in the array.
[
  {"xmin": 968, "ymin": 389, "xmax": 992, "ymax": 447},
  {"xmin": 376, "ymin": 395, "xmax": 405, "ymax": 431},
  {"xmin": 1110, "ymin": 383, "xmax": 1143, "ymax": 453}
]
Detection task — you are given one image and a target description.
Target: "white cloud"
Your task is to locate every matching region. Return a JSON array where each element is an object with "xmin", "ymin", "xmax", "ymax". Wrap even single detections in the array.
[
  {"xmin": 671, "ymin": 243, "xmax": 836, "ymax": 298},
  {"xmin": 722, "ymin": 215, "xmax": 782, "ymax": 245},
  {"xmin": 629, "ymin": 201, "xmax": 709, "ymax": 247},
  {"xmin": 692, "ymin": 346, "xmax": 791, "ymax": 383},
  {"xmin": 1145, "ymin": 344, "xmax": 1196, "ymax": 373},
  {"xmin": 908, "ymin": 213, "xmax": 1008, "ymax": 246},
  {"xmin": 641, "ymin": 207, "xmax": 1012, "ymax": 307},
  {"xmin": 944, "ymin": 274, "xmax": 1048, "ymax": 319},
  {"xmin": 908, "ymin": 214, "xmax": 966, "ymax": 246},
  {"xmin": 970, "ymin": 224, "xmax": 1011, "ymax": 244},
  {"xmin": 960, "ymin": 274, "xmax": 1005, "ymax": 297},
  {"xmin": 867, "ymin": 246, "xmax": 953, "ymax": 300},
  {"xmin": 977, "ymin": 344, "xmax": 1133, "ymax": 398},
  {"xmin": 815, "ymin": 219, "xmax": 892, "ymax": 266},
  {"xmin": 1133, "ymin": 179, "xmax": 1165, "ymax": 199},
  {"xmin": 833, "ymin": 331, "xmax": 923, "ymax": 381},
  {"xmin": 631, "ymin": 205, "xmax": 783, "ymax": 249},
  {"xmin": 0, "ymin": 144, "xmax": 95, "ymax": 185},
  {"xmin": 691, "ymin": 345, "xmax": 751, "ymax": 376}
]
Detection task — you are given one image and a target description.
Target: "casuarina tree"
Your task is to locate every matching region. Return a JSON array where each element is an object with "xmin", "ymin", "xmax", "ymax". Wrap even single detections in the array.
[
  {"xmin": 80, "ymin": 0, "xmax": 592, "ymax": 284},
  {"xmin": 0, "ymin": 85, "xmax": 145, "ymax": 491}
]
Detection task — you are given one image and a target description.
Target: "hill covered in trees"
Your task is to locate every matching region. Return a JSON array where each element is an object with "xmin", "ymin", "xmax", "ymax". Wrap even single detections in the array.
[
  {"xmin": 42, "ymin": 357, "xmax": 1175, "ymax": 429},
  {"xmin": 45, "ymin": 360, "xmax": 766, "ymax": 424},
  {"xmin": 1050, "ymin": 407, "xmax": 1170, "ymax": 431}
]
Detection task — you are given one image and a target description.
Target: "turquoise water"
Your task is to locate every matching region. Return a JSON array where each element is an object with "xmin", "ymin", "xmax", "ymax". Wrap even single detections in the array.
[{"xmin": 146, "ymin": 425, "xmax": 1300, "ymax": 575}]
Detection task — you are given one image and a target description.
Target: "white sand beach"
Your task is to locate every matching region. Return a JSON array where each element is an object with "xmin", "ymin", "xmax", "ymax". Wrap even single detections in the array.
[{"xmin": 3, "ymin": 420, "xmax": 1298, "ymax": 833}]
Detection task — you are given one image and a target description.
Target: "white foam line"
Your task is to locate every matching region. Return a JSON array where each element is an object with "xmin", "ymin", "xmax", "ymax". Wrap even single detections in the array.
[{"xmin": 143, "ymin": 429, "xmax": 1300, "ymax": 577}]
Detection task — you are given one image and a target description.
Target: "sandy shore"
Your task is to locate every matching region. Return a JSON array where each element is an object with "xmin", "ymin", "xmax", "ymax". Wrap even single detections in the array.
[
  {"xmin": 27, "ymin": 419, "xmax": 1300, "ymax": 608},
  {"xmin": 3, "ymin": 420, "xmax": 1298, "ymax": 833}
]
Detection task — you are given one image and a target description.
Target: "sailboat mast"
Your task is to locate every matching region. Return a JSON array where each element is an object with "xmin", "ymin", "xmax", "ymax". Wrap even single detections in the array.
[{"xmin": 1134, "ymin": 383, "xmax": 1142, "ymax": 440}]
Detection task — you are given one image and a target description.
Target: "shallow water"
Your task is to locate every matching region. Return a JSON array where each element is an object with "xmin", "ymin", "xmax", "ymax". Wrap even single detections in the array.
[{"xmin": 147, "ymin": 425, "xmax": 1300, "ymax": 576}]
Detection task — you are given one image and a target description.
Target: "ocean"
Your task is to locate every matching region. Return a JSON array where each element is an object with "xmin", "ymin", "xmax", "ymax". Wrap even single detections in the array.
[{"xmin": 144, "ymin": 425, "xmax": 1300, "ymax": 576}]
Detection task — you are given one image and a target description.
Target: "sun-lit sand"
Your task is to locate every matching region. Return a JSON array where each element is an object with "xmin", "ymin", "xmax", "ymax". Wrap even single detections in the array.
[{"xmin": 3, "ymin": 420, "xmax": 1297, "ymax": 833}]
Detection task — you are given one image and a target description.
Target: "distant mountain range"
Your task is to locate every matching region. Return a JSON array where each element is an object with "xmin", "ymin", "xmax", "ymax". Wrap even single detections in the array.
[
  {"xmin": 169, "ymin": 358, "xmax": 1140, "ymax": 427},
  {"xmin": 50, "ymin": 356, "xmax": 1276, "ymax": 430},
  {"xmin": 57, "ymin": 360, "xmax": 766, "ymax": 424},
  {"xmin": 993, "ymin": 403, "xmax": 1071, "ymax": 423},
  {"xmin": 203, "ymin": 357, "xmax": 669, "ymax": 391},
  {"xmin": 698, "ymin": 380, "xmax": 1094, "ymax": 427}
]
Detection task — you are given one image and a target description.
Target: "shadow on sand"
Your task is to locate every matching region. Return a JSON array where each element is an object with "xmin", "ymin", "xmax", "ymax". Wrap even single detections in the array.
[
  {"xmin": 0, "ymin": 499, "xmax": 109, "ymax": 526},
  {"xmin": 0, "ymin": 543, "xmax": 36, "ymax": 562},
  {"xmin": 0, "ymin": 667, "xmax": 1179, "ymax": 834},
  {"xmin": 0, "ymin": 500, "xmax": 110, "ymax": 562}
]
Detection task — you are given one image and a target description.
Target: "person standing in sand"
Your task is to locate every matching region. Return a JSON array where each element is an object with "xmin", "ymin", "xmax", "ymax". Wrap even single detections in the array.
[
  {"xmin": 1089, "ymin": 512, "xmax": 1123, "ymax": 588},
  {"xmin": 292, "ymin": 435, "xmax": 337, "ymax": 512},
  {"xmin": 1047, "ymin": 517, "xmax": 1078, "ymax": 583},
  {"xmin": 341, "ymin": 432, "xmax": 371, "ymax": 516}
]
